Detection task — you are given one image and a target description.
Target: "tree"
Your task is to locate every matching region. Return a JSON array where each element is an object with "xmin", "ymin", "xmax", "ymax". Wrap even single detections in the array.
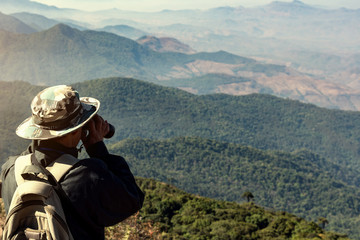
[
  {"xmin": 318, "ymin": 217, "xmax": 329, "ymax": 229},
  {"xmin": 242, "ymin": 191, "xmax": 254, "ymax": 202}
]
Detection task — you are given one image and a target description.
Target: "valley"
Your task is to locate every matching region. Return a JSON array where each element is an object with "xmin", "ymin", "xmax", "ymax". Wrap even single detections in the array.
[{"xmin": 0, "ymin": 0, "xmax": 359, "ymax": 238}]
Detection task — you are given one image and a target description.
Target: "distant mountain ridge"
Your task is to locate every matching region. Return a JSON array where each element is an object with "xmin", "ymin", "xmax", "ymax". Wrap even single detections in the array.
[
  {"xmin": 0, "ymin": 11, "xmax": 36, "ymax": 33},
  {"xmin": 137, "ymin": 35, "xmax": 196, "ymax": 54},
  {"xmin": 1, "ymin": 4, "xmax": 360, "ymax": 110},
  {"xmin": 0, "ymin": 23, "xmax": 257, "ymax": 84},
  {"xmin": 0, "ymin": 0, "xmax": 62, "ymax": 14},
  {"xmin": 98, "ymin": 24, "xmax": 147, "ymax": 40},
  {"xmin": 265, "ymin": 0, "xmax": 319, "ymax": 14},
  {"xmin": 10, "ymin": 12, "xmax": 59, "ymax": 31},
  {"xmin": 1, "ymin": 20, "xmax": 360, "ymax": 110}
]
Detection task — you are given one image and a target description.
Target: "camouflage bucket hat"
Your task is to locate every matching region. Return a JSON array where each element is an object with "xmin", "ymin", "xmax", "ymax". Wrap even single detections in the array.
[{"xmin": 16, "ymin": 85, "xmax": 100, "ymax": 140}]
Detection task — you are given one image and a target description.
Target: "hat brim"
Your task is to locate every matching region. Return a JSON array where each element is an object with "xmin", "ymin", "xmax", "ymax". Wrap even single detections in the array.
[{"xmin": 16, "ymin": 97, "xmax": 100, "ymax": 140}]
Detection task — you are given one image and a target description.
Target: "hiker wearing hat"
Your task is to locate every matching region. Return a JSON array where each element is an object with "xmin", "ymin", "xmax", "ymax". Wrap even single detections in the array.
[{"xmin": 1, "ymin": 85, "xmax": 144, "ymax": 239}]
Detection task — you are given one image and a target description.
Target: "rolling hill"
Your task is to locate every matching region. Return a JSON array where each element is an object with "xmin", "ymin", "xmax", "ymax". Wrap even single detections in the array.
[
  {"xmin": 72, "ymin": 78, "xmax": 360, "ymax": 171},
  {"xmin": 160, "ymin": 73, "xmax": 360, "ymax": 110},
  {"xmin": 133, "ymin": 177, "xmax": 349, "ymax": 239},
  {"xmin": 137, "ymin": 35, "xmax": 196, "ymax": 54},
  {"xmin": 110, "ymin": 138, "xmax": 360, "ymax": 238},
  {"xmin": 1, "ymin": 19, "xmax": 360, "ymax": 110},
  {"xmin": 1, "ymin": 1, "xmax": 360, "ymax": 110},
  {"xmin": 3, "ymin": 78, "xmax": 360, "ymax": 170},
  {"xmin": 10, "ymin": 12, "xmax": 59, "ymax": 31},
  {"xmin": 98, "ymin": 25, "xmax": 147, "ymax": 40},
  {"xmin": 0, "ymin": 23, "xmax": 262, "ymax": 85},
  {"xmin": 0, "ymin": 11, "xmax": 36, "ymax": 33}
]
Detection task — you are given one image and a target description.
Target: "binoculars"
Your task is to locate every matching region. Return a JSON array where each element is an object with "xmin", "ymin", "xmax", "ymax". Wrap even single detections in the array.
[
  {"xmin": 83, "ymin": 122, "xmax": 115, "ymax": 139},
  {"xmin": 104, "ymin": 123, "xmax": 115, "ymax": 138}
]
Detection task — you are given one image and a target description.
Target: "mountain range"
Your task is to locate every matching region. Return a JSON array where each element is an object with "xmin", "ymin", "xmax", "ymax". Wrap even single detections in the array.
[
  {"xmin": 0, "ymin": 22, "xmax": 260, "ymax": 82},
  {"xmin": 1, "ymin": 13, "xmax": 360, "ymax": 110},
  {"xmin": 2, "ymin": 0, "xmax": 358, "ymax": 82}
]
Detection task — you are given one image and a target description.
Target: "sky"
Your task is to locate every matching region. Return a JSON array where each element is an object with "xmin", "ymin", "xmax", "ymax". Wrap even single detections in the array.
[{"xmin": 31, "ymin": 0, "xmax": 360, "ymax": 12}]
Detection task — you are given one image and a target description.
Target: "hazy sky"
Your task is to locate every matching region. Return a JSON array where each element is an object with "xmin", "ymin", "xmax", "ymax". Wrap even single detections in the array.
[{"xmin": 31, "ymin": 0, "xmax": 360, "ymax": 12}]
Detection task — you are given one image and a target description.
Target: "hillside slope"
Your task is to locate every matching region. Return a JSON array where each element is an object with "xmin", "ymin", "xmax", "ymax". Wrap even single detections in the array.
[
  {"xmin": 11, "ymin": 12, "xmax": 59, "ymax": 31},
  {"xmin": 0, "ymin": 81, "xmax": 43, "ymax": 159},
  {"xmin": 2, "ymin": 78, "xmax": 360, "ymax": 170},
  {"xmin": 73, "ymin": 77, "xmax": 360, "ymax": 170},
  {"xmin": 0, "ymin": 23, "xmax": 261, "ymax": 85},
  {"xmin": 133, "ymin": 178, "xmax": 349, "ymax": 239},
  {"xmin": 0, "ymin": 11, "xmax": 36, "ymax": 33},
  {"xmin": 1, "ymin": 18, "xmax": 360, "ymax": 110},
  {"xmin": 98, "ymin": 25, "xmax": 147, "ymax": 40},
  {"xmin": 137, "ymin": 35, "xmax": 196, "ymax": 54},
  {"xmin": 110, "ymin": 137, "xmax": 360, "ymax": 238}
]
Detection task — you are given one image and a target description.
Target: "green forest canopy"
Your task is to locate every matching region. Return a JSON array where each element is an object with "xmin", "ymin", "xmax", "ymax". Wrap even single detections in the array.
[
  {"xmin": 3, "ymin": 77, "xmax": 360, "ymax": 172},
  {"xmin": 133, "ymin": 177, "xmax": 349, "ymax": 239},
  {"xmin": 75, "ymin": 77, "xmax": 360, "ymax": 171},
  {"xmin": 110, "ymin": 137, "xmax": 360, "ymax": 238}
]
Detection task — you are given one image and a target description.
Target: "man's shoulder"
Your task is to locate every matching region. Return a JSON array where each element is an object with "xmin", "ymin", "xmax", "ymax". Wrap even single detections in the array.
[
  {"xmin": 69, "ymin": 156, "xmax": 108, "ymax": 175},
  {"xmin": 1, "ymin": 155, "xmax": 22, "ymax": 209},
  {"xmin": 1, "ymin": 155, "xmax": 20, "ymax": 177},
  {"xmin": 61, "ymin": 157, "xmax": 111, "ymax": 193}
]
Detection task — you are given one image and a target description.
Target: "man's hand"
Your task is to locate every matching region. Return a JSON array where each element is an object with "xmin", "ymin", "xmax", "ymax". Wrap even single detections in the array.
[{"xmin": 81, "ymin": 114, "xmax": 110, "ymax": 149}]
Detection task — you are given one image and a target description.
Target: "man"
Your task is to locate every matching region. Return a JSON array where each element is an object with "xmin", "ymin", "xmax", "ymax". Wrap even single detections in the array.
[{"xmin": 1, "ymin": 85, "xmax": 144, "ymax": 239}]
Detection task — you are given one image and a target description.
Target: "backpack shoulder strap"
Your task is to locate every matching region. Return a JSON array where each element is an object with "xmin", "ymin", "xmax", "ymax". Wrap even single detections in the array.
[
  {"xmin": 46, "ymin": 154, "xmax": 80, "ymax": 182},
  {"xmin": 14, "ymin": 154, "xmax": 32, "ymax": 186},
  {"xmin": 14, "ymin": 153, "xmax": 80, "ymax": 185}
]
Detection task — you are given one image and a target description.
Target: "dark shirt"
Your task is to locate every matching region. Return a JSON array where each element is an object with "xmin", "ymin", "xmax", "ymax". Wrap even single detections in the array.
[{"xmin": 1, "ymin": 140, "xmax": 144, "ymax": 240}]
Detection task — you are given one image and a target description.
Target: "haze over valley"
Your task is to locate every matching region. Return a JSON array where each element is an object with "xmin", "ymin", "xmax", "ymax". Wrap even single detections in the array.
[{"xmin": 0, "ymin": 0, "xmax": 360, "ymax": 110}]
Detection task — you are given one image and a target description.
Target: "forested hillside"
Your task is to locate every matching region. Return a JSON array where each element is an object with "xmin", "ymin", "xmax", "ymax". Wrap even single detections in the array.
[
  {"xmin": 2, "ymin": 77, "xmax": 360, "ymax": 170},
  {"xmin": 1, "ymin": 78, "xmax": 359, "ymax": 237},
  {"xmin": 0, "ymin": 81, "xmax": 43, "ymax": 159},
  {"xmin": 131, "ymin": 178, "xmax": 349, "ymax": 239},
  {"xmin": 73, "ymin": 78, "xmax": 360, "ymax": 170},
  {"xmin": 109, "ymin": 137, "xmax": 360, "ymax": 237}
]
